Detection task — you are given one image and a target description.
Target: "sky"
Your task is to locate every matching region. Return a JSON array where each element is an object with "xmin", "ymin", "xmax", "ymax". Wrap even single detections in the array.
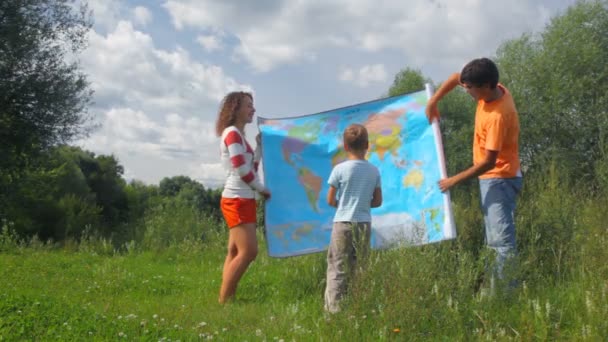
[{"xmin": 76, "ymin": 0, "xmax": 578, "ymax": 188}]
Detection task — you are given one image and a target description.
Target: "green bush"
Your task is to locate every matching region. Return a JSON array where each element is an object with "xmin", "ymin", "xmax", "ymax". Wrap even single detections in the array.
[{"xmin": 141, "ymin": 201, "xmax": 223, "ymax": 251}]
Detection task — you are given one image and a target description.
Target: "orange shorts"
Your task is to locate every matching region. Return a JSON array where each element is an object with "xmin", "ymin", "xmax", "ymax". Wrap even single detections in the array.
[{"xmin": 220, "ymin": 197, "xmax": 257, "ymax": 228}]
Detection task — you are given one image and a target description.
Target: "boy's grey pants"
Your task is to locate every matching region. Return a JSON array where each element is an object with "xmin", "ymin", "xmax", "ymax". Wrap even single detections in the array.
[{"xmin": 324, "ymin": 221, "xmax": 371, "ymax": 313}]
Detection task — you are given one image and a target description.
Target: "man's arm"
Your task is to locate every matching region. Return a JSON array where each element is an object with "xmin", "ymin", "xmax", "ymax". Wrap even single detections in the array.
[
  {"xmin": 426, "ymin": 72, "xmax": 461, "ymax": 123},
  {"xmin": 439, "ymin": 150, "xmax": 498, "ymax": 192}
]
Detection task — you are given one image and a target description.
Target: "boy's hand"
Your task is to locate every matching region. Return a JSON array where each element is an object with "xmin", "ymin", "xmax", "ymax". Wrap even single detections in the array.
[
  {"xmin": 426, "ymin": 99, "xmax": 440, "ymax": 124},
  {"xmin": 438, "ymin": 177, "xmax": 456, "ymax": 192}
]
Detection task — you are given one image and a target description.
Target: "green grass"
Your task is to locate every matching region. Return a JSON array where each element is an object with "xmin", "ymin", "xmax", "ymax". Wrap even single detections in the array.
[
  {"xmin": 1, "ymin": 228, "xmax": 607, "ymax": 341},
  {"xmin": 0, "ymin": 235, "xmax": 328, "ymax": 341}
]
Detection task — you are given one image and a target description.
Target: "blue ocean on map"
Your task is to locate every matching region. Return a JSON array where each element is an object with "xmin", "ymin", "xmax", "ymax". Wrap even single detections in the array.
[{"xmin": 258, "ymin": 89, "xmax": 455, "ymax": 257}]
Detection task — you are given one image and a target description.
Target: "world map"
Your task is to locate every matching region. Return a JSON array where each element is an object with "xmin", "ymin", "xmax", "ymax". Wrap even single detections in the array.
[{"xmin": 258, "ymin": 89, "xmax": 455, "ymax": 257}]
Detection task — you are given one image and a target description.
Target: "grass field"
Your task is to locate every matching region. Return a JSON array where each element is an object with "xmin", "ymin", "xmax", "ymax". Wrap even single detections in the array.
[{"xmin": 1, "ymin": 217, "xmax": 607, "ymax": 341}]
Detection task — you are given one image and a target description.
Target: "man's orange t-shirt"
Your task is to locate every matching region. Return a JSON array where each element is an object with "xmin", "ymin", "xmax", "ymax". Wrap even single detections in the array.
[{"xmin": 473, "ymin": 84, "xmax": 521, "ymax": 179}]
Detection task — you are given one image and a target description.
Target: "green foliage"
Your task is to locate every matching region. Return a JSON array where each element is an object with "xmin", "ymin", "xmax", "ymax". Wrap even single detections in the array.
[
  {"xmin": 0, "ymin": 221, "xmax": 22, "ymax": 252},
  {"xmin": 0, "ymin": 0, "xmax": 96, "ymax": 241},
  {"xmin": 0, "ymin": 0, "xmax": 93, "ymax": 176},
  {"xmin": 80, "ymin": 153, "xmax": 129, "ymax": 230},
  {"xmin": 141, "ymin": 201, "xmax": 220, "ymax": 251},
  {"xmin": 124, "ymin": 180, "xmax": 160, "ymax": 219},
  {"xmin": 1, "ymin": 146, "xmax": 128, "ymax": 241},
  {"xmin": 449, "ymin": 185, "xmax": 484, "ymax": 256},
  {"xmin": 516, "ymin": 162, "xmax": 579, "ymax": 283},
  {"xmin": 159, "ymin": 175, "xmax": 222, "ymax": 220},
  {"xmin": 159, "ymin": 175, "xmax": 193, "ymax": 197},
  {"xmin": 496, "ymin": 0, "xmax": 608, "ymax": 184},
  {"xmin": 57, "ymin": 194, "xmax": 102, "ymax": 239},
  {"xmin": 387, "ymin": 67, "xmax": 431, "ymax": 96},
  {"xmin": 436, "ymin": 88, "xmax": 477, "ymax": 178}
]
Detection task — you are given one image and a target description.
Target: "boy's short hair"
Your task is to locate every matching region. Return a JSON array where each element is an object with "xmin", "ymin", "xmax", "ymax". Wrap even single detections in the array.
[
  {"xmin": 460, "ymin": 57, "xmax": 499, "ymax": 89},
  {"xmin": 343, "ymin": 124, "xmax": 369, "ymax": 151}
]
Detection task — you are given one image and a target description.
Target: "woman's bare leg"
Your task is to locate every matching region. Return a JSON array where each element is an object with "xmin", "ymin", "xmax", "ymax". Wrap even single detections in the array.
[{"xmin": 219, "ymin": 223, "xmax": 258, "ymax": 303}]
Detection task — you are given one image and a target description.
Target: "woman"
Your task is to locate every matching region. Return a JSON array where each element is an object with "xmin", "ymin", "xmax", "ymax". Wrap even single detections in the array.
[{"xmin": 216, "ymin": 91, "xmax": 271, "ymax": 304}]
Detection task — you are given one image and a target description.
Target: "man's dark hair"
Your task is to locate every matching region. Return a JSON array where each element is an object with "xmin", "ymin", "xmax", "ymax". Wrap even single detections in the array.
[
  {"xmin": 343, "ymin": 124, "xmax": 368, "ymax": 151},
  {"xmin": 460, "ymin": 58, "xmax": 499, "ymax": 88}
]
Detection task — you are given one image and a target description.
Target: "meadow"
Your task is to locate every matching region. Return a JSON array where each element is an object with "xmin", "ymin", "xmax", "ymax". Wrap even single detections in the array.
[{"xmin": 1, "ymin": 170, "xmax": 607, "ymax": 341}]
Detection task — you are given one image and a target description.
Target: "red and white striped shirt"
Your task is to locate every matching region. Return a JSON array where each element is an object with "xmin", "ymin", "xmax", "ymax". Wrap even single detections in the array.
[{"xmin": 220, "ymin": 126, "xmax": 265, "ymax": 198}]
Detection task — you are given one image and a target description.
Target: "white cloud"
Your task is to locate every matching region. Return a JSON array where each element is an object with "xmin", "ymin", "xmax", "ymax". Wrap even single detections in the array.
[
  {"xmin": 133, "ymin": 6, "xmax": 153, "ymax": 27},
  {"xmin": 339, "ymin": 64, "xmax": 388, "ymax": 87},
  {"xmin": 79, "ymin": 20, "xmax": 251, "ymax": 184},
  {"xmin": 339, "ymin": 68, "xmax": 354, "ymax": 82},
  {"xmin": 163, "ymin": 0, "xmax": 560, "ymax": 75},
  {"xmin": 81, "ymin": 21, "xmax": 250, "ymax": 116},
  {"xmin": 82, "ymin": 108, "xmax": 217, "ymax": 160},
  {"xmin": 188, "ymin": 162, "xmax": 226, "ymax": 188},
  {"xmin": 85, "ymin": 0, "xmax": 124, "ymax": 31},
  {"xmin": 79, "ymin": 106, "xmax": 225, "ymax": 185},
  {"xmin": 196, "ymin": 34, "xmax": 223, "ymax": 52}
]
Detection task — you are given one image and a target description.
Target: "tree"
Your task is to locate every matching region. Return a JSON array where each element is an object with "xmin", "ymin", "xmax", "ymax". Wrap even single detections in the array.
[
  {"xmin": 159, "ymin": 175, "xmax": 222, "ymax": 219},
  {"xmin": 79, "ymin": 153, "xmax": 128, "ymax": 231},
  {"xmin": 159, "ymin": 176, "xmax": 196, "ymax": 197},
  {"xmin": 1, "ymin": 145, "xmax": 133, "ymax": 241},
  {"xmin": 4, "ymin": 146, "xmax": 101, "ymax": 240},
  {"xmin": 0, "ymin": 0, "xmax": 93, "ymax": 198},
  {"xmin": 496, "ymin": 0, "xmax": 608, "ymax": 184},
  {"xmin": 387, "ymin": 67, "xmax": 431, "ymax": 97}
]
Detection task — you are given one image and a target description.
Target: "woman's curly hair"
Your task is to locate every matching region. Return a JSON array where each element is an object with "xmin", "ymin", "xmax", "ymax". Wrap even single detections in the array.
[{"xmin": 215, "ymin": 91, "xmax": 253, "ymax": 136}]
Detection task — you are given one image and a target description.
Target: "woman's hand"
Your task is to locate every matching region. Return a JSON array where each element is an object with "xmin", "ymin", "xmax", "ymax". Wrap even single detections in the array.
[{"xmin": 260, "ymin": 189, "xmax": 271, "ymax": 200}]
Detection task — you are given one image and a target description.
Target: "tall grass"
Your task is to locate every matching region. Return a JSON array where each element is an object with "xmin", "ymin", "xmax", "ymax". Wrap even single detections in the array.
[{"xmin": 1, "ymin": 164, "xmax": 607, "ymax": 340}]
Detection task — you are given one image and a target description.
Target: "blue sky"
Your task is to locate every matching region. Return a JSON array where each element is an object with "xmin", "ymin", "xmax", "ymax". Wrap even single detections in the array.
[{"xmin": 76, "ymin": 0, "xmax": 578, "ymax": 187}]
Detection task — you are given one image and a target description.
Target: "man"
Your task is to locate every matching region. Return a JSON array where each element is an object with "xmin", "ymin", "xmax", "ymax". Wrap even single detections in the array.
[{"xmin": 426, "ymin": 58, "xmax": 523, "ymax": 293}]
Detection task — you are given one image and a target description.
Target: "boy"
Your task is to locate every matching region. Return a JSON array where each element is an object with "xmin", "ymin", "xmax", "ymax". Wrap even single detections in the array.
[
  {"xmin": 324, "ymin": 123, "xmax": 382, "ymax": 313},
  {"xmin": 426, "ymin": 58, "xmax": 522, "ymax": 293}
]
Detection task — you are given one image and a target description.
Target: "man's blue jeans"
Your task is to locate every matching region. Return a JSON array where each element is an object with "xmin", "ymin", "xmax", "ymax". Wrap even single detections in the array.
[{"xmin": 479, "ymin": 177, "xmax": 523, "ymax": 291}]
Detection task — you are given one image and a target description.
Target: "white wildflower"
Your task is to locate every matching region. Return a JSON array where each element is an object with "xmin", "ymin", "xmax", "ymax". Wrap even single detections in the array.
[{"xmin": 585, "ymin": 291, "xmax": 594, "ymax": 313}]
